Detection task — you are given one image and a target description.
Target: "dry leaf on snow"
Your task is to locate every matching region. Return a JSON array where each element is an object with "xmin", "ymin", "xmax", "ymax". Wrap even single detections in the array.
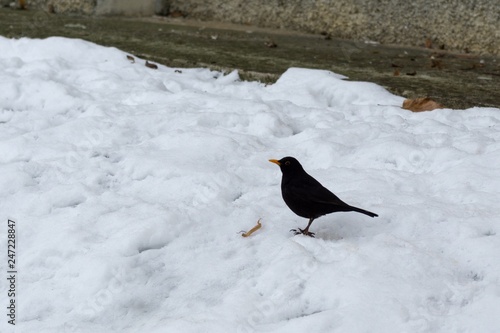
[
  {"xmin": 241, "ymin": 219, "xmax": 262, "ymax": 237},
  {"xmin": 402, "ymin": 97, "xmax": 444, "ymax": 112}
]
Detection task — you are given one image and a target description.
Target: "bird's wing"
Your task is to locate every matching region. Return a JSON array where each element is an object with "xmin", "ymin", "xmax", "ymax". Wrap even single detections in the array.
[{"xmin": 287, "ymin": 173, "xmax": 349, "ymax": 207}]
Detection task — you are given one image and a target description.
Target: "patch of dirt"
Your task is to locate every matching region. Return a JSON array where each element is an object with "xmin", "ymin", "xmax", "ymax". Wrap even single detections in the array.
[{"xmin": 1, "ymin": 8, "xmax": 499, "ymax": 109}]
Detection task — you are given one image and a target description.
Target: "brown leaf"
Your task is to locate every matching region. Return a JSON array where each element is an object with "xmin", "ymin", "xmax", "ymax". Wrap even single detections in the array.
[
  {"xmin": 430, "ymin": 52, "xmax": 446, "ymax": 58},
  {"xmin": 430, "ymin": 58, "xmax": 443, "ymax": 69},
  {"xmin": 241, "ymin": 219, "xmax": 262, "ymax": 237},
  {"xmin": 169, "ymin": 10, "xmax": 185, "ymax": 18},
  {"xmin": 393, "ymin": 68, "xmax": 400, "ymax": 76},
  {"xmin": 145, "ymin": 61, "xmax": 158, "ymax": 69},
  {"xmin": 425, "ymin": 38, "xmax": 433, "ymax": 49},
  {"xmin": 264, "ymin": 40, "xmax": 278, "ymax": 48},
  {"xmin": 126, "ymin": 55, "xmax": 135, "ymax": 63},
  {"xmin": 402, "ymin": 97, "xmax": 444, "ymax": 112}
]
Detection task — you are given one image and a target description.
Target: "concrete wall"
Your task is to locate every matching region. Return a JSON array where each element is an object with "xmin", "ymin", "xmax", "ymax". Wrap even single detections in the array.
[
  {"xmin": 25, "ymin": 0, "xmax": 160, "ymax": 15},
  {"xmin": 27, "ymin": 0, "xmax": 96, "ymax": 14},
  {"xmin": 168, "ymin": 0, "xmax": 500, "ymax": 55},
  {"xmin": 94, "ymin": 0, "xmax": 162, "ymax": 16},
  {"xmin": 25, "ymin": 0, "xmax": 500, "ymax": 55}
]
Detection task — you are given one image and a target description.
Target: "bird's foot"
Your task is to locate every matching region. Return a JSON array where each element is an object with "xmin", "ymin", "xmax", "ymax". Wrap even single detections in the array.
[{"xmin": 290, "ymin": 228, "xmax": 315, "ymax": 237}]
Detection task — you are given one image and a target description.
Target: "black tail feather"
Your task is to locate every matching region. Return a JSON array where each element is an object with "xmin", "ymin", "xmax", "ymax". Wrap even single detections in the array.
[{"xmin": 349, "ymin": 206, "xmax": 378, "ymax": 218}]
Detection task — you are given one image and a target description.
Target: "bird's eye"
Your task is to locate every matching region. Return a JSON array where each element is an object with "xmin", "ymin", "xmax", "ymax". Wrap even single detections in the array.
[{"xmin": 285, "ymin": 161, "xmax": 290, "ymax": 165}]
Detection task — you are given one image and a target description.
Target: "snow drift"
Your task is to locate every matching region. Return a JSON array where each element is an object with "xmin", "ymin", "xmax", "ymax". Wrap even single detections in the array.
[{"xmin": 1, "ymin": 36, "xmax": 499, "ymax": 333}]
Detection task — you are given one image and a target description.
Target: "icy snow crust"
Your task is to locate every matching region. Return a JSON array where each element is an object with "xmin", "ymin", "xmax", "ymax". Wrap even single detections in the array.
[{"xmin": 1, "ymin": 37, "xmax": 500, "ymax": 333}]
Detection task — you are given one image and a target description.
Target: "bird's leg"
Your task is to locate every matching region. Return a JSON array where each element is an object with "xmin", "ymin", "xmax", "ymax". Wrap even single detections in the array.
[
  {"xmin": 290, "ymin": 218, "xmax": 316, "ymax": 237},
  {"xmin": 301, "ymin": 218, "xmax": 315, "ymax": 237}
]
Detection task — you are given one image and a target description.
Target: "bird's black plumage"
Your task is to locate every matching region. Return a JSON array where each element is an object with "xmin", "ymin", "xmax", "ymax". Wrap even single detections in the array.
[{"xmin": 269, "ymin": 156, "xmax": 378, "ymax": 236}]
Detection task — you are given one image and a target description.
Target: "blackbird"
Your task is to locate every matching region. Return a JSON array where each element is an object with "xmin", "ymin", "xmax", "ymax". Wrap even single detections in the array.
[{"xmin": 269, "ymin": 156, "xmax": 378, "ymax": 237}]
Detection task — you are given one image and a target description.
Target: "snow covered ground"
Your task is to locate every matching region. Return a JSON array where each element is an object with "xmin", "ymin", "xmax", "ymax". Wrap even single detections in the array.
[{"xmin": 1, "ymin": 36, "xmax": 500, "ymax": 333}]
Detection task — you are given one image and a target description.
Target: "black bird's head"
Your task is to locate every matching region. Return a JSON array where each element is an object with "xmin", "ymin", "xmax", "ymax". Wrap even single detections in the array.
[{"xmin": 269, "ymin": 156, "xmax": 305, "ymax": 175}]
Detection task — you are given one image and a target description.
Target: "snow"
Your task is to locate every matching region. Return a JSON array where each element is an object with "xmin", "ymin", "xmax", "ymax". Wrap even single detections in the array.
[{"xmin": 1, "ymin": 36, "xmax": 500, "ymax": 333}]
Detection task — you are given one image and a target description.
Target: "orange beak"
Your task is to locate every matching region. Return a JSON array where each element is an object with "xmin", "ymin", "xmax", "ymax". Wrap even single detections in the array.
[{"xmin": 269, "ymin": 159, "xmax": 281, "ymax": 166}]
